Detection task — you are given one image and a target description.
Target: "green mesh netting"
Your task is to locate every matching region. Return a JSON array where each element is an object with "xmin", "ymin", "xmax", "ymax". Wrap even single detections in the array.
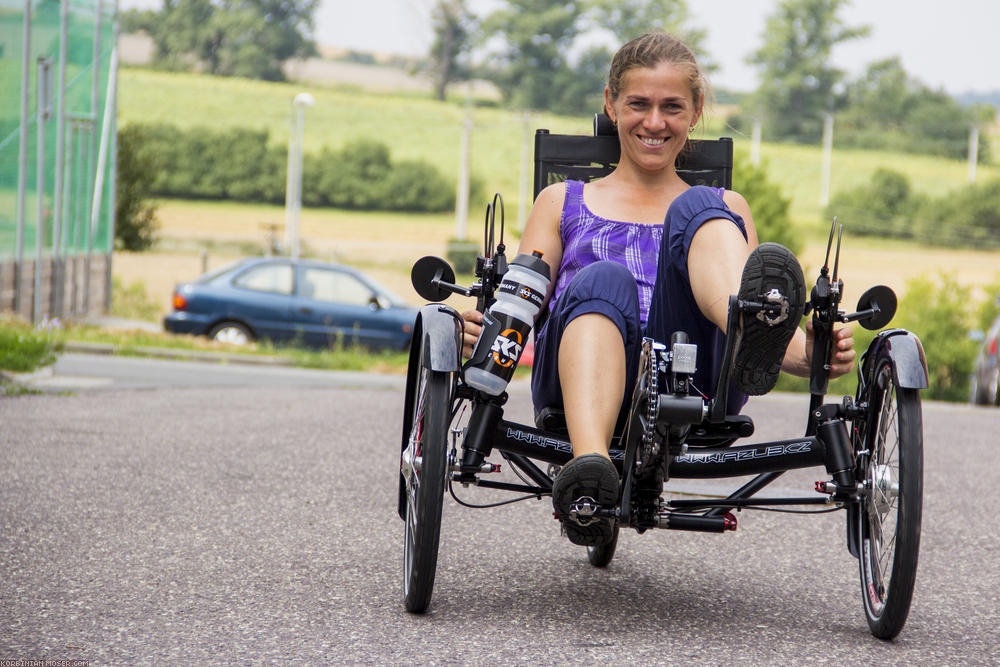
[{"xmin": 0, "ymin": 0, "xmax": 115, "ymax": 261}]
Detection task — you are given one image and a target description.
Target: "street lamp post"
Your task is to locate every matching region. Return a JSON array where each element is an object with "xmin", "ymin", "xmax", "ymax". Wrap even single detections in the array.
[{"xmin": 285, "ymin": 92, "xmax": 314, "ymax": 260}]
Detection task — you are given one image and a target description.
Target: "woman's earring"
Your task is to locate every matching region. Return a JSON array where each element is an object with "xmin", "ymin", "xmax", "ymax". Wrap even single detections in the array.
[
  {"xmin": 688, "ymin": 125, "xmax": 695, "ymax": 134},
  {"xmin": 612, "ymin": 119, "xmax": 618, "ymax": 128}
]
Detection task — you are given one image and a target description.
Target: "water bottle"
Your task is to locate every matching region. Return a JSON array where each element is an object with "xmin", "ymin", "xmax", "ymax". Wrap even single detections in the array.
[{"xmin": 465, "ymin": 250, "xmax": 551, "ymax": 395}]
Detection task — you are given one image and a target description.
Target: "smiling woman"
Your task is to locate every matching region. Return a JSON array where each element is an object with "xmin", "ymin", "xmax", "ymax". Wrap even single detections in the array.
[{"xmin": 456, "ymin": 32, "xmax": 855, "ymax": 547}]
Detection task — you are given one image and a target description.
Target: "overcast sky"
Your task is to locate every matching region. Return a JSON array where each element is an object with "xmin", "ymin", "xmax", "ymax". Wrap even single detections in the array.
[{"xmin": 121, "ymin": 0, "xmax": 998, "ymax": 95}]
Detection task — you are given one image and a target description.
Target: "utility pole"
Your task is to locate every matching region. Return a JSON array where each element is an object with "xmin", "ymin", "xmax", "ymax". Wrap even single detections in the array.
[
  {"xmin": 454, "ymin": 109, "xmax": 472, "ymax": 241},
  {"xmin": 819, "ymin": 113, "xmax": 834, "ymax": 208},
  {"xmin": 750, "ymin": 119, "xmax": 762, "ymax": 167},
  {"xmin": 517, "ymin": 111, "xmax": 532, "ymax": 231},
  {"xmin": 285, "ymin": 92, "xmax": 314, "ymax": 260},
  {"xmin": 968, "ymin": 126, "xmax": 979, "ymax": 184}
]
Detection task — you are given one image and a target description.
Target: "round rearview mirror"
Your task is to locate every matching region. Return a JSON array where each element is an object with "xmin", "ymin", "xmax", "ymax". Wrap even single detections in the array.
[
  {"xmin": 411, "ymin": 256, "xmax": 456, "ymax": 303},
  {"xmin": 856, "ymin": 285, "xmax": 897, "ymax": 331}
]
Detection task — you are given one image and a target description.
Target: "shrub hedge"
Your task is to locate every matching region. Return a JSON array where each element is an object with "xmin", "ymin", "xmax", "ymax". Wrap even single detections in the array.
[
  {"xmin": 129, "ymin": 123, "xmax": 458, "ymax": 212},
  {"xmin": 826, "ymin": 172, "xmax": 1000, "ymax": 249}
]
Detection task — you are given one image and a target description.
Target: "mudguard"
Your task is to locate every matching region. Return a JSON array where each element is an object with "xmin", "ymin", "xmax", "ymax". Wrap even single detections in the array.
[
  {"xmin": 863, "ymin": 329, "xmax": 929, "ymax": 390},
  {"xmin": 414, "ymin": 304, "xmax": 463, "ymax": 373},
  {"xmin": 848, "ymin": 328, "xmax": 928, "ymax": 558},
  {"xmin": 398, "ymin": 304, "xmax": 463, "ymax": 520}
]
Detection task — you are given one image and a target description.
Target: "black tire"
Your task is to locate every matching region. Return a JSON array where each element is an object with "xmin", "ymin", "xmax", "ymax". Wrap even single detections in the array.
[
  {"xmin": 586, "ymin": 524, "xmax": 619, "ymax": 567},
  {"xmin": 970, "ymin": 374, "xmax": 987, "ymax": 405},
  {"xmin": 401, "ymin": 342, "xmax": 451, "ymax": 613},
  {"xmin": 856, "ymin": 357, "xmax": 923, "ymax": 640},
  {"xmin": 209, "ymin": 321, "xmax": 254, "ymax": 345}
]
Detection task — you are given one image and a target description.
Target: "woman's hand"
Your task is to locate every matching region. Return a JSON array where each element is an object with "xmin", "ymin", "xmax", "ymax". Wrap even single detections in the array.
[
  {"xmin": 804, "ymin": 320, "xmax": 857, "ymax": 379},
  {"xmin": 460, "ymin": 309, "xmax": 484, "ymax": 359}
]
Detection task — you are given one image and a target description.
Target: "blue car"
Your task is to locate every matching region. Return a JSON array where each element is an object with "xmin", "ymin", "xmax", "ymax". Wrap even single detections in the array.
[
  {"xmin": 971, "ymin": 306, "xmax": 1000, "ymax": 407},
  {"xmin": 164, "ymin": 257, "xmax": 418, "ymax": 351}
]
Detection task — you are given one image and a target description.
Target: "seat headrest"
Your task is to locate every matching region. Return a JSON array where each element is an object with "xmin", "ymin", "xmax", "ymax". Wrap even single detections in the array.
[{"xmin": 593, "ymin": 113, "xmax": 616, "ymax": 137}]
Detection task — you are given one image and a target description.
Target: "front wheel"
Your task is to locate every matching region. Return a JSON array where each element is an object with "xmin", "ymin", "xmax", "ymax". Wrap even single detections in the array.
[
  {"xmin": 401, "ymin": 343, "xmax": 452, "ymax": 613},
  {"xmin": 209, "ymin": 321, "xmax": 254, "ymax": 345},
  {"xmin": 856, "ymin": 357, "xmax": 923, "ymax": 639}
]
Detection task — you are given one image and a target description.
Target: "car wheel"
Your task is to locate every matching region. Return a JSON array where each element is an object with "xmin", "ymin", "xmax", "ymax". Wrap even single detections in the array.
[
  {"xmin": 209, "ymin": 321, "xmax": 254, "ymax": 345},
  {"xmin": 971, "ymin": 374, "xmax": 986, "ymax": 405},
  {"xmin": 991, "ymin": 368, "xmax": 1000, "ymax": 407}
]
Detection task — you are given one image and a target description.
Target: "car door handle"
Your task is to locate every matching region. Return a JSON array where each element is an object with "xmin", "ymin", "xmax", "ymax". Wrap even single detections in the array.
[{"xmin": 298, "ymin": 306, "xmax": 314, "ymax": 315}]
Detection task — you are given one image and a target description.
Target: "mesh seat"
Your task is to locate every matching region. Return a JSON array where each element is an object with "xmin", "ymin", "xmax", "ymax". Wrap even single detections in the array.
[{"xmin": 533, "ymin": 113, "xmax": 733, "ymax": 199}]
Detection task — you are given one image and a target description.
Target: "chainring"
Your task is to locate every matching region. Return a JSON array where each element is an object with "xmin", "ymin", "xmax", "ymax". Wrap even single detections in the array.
[{"xmin": 626, "ymin": 338, "xmax": 664, "ymax": 481}]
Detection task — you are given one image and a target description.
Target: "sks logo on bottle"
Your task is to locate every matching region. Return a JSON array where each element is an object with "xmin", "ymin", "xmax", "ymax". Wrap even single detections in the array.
[{"xmin": 490, "ymin": 328, "xmax": 523, "ymax": 368}]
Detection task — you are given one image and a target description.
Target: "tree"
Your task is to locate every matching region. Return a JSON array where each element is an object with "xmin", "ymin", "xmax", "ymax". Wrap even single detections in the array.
[
  {"xmin": 836, "ymin": 58, "xmax": 991, "ymax": 160},
  {"xmin": 483, "ymin": 0, "xmax": 586, "ymax": 111},
  {"xmin": 145, "ymin": 0, "xmax": 318, "ymax": 81},
  {"xmin": 428, "ymin": 0, "xmax": 477, "ymax": 101},
  {"xmin": 745, "ymin": 0, "xmax": 869, "ymax": 142},
  {"xmin": 115, "ymin": 126, "xmax": 158, "ymax": 251},
  {"xmin": 578, "ymin": 0, "xmax": 710, "ymax": 112},
  {"xmin": 731, "ymin": 151, "xmax": 800, "ymax": 254},
  {"xmin": 588, "ymin": 0, "xmax": 709, "ymax": 67}
]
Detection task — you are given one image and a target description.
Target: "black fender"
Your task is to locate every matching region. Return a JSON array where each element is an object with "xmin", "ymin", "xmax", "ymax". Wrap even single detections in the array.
[
  {"xmin": 862, "ymin": 328, "xmax": 929, "ymax": 390},
  {"xmin": 398, "ymin": 304, "xmax": 463, "ymax": 520}
]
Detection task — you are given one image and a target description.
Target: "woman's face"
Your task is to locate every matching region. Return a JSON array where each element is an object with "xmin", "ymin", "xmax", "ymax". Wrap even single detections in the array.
[{"xmin": 606, "ymin": 60, "xmax": 702, "ymax": 174}]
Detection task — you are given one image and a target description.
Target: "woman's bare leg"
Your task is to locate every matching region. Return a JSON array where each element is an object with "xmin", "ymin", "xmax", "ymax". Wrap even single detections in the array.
[{"xmin": 558, "ymin": 313, "xmax": 626, "ymax": 460}]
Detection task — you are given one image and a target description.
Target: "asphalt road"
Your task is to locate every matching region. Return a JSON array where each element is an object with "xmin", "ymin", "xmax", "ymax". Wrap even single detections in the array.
[{"xmin": 2, "ymin": 356, "xmax": 999, "ymax": 664}]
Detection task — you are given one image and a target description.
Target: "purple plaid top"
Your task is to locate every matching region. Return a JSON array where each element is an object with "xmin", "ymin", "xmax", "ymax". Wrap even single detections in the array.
[{"xmin": 551, "ymin": 180, "xmax": 723, "ymax": 327}]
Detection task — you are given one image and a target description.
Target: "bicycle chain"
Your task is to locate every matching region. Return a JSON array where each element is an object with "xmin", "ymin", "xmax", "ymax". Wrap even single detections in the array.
[{"xmin": 633, "ymin": 339, "xmax": 662, "ymax": 479}]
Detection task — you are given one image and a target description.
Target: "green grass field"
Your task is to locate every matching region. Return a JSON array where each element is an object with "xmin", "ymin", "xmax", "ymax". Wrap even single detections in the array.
[{"xmin": 118, "ymin": 68, "xmax": 998, "ymax": 231}]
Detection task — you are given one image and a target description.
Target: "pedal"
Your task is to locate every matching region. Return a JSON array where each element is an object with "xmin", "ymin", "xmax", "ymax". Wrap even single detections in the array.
[
  {"xmin": 568, "ymin": 496, "xmax": 600, "ymax": 526},
  {"xmin": 756, "ymin": 288, "xmax": 790, "ymax": 326}
]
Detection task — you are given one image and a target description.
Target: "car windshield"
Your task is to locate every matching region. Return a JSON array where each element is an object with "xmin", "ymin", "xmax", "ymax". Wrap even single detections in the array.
[{"xmin": 194, "ymin": 259, "xmax": 253, "ymax": 284}]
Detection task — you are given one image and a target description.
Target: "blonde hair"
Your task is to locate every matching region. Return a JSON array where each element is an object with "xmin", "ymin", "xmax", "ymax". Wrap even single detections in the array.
[{"xmin": 606, "ymin": 32, "xmax": 706, "ymax": 113}]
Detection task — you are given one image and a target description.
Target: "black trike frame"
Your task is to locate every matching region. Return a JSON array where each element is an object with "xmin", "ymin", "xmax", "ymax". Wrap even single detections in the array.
[
  {"xmin": 398, "ymin": 120, "xmax": 929, "ymax": 638},
  {"xmin": 399, "ymin": 302, "xmax": 927, "ymax": 536}
]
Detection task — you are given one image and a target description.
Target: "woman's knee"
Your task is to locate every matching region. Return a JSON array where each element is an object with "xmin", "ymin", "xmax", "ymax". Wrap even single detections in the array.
[
  {"xmin": 568, "ymin": 261, "xmax": 635, "ymax": 295},
  {"xmin": 562, "ymin": 262, "xmax": 639, "ymax": 324}
]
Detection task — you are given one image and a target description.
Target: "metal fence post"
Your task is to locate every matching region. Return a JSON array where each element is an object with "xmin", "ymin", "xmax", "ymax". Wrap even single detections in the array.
[
  {"xmin": 35, "ymin": 55, "xmax": 53, "ymax": 324},
  {"xmin": 52, "ymin": 0, "xmax": 69, "ymax": 318},
  {"xmin": 15, "ymin": 0, "xmax": 32, "ymax": 315}
]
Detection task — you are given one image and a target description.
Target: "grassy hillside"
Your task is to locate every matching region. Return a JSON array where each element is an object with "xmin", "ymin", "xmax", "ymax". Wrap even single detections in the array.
[{"xmin": 118, "ymin": 68, "xmax": 999, "ymax": 233}]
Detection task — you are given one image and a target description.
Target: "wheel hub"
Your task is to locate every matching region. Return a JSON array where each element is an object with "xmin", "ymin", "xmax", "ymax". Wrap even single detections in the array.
[{"xmin": 871, "ymin": 463, "xmax": 898, "ymax": 516}]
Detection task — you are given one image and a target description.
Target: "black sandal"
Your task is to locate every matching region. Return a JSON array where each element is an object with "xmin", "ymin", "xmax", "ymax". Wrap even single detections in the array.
[{"xmin": 734, "ymin": 243, "xmax": 807, "ymax": 396}]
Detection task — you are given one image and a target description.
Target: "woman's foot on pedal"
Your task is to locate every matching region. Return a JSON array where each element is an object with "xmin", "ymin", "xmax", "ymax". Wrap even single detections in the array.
[
  {"xmin": 551, "ymin": 454, "xmax": 619, "ymax": 546},
  {"xmin": 734, "ymin": 243, "xmax": 806, "ymax": 396}
]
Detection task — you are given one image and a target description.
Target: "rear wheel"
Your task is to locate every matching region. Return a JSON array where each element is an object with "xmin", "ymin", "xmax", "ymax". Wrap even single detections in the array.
[
  {"xmin": 857, "ymin": 357, "xmax": 923, "ymax": 639},
  {"xmin": 586, "ymin": 524, "xmax": 619, "ymax": 567},
  {"xmin": 401, "ymin": 343, "xmax": 452, "ymax": 613}
]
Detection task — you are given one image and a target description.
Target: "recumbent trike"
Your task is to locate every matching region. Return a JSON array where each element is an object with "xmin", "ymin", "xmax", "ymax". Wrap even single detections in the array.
[{"xmin": 396, "ymin": 117, "xmax": 927, "ymax": 640}]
